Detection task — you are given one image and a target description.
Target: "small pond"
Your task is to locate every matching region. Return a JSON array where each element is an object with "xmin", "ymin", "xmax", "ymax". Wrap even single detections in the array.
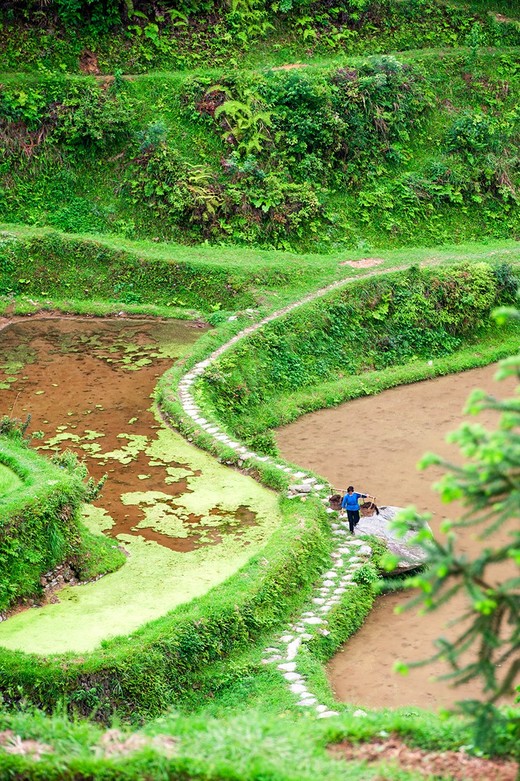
[{"xmin": 0, "ymin": 316, "xmax": 281, "ymax": 654}]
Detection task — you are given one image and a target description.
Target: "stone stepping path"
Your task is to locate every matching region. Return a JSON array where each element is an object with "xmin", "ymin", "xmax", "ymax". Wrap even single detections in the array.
[
  {"xmin": 177, "ymin": 275, "xmax": 374, "ymax": 496},
  {"xmin": 174, "ymin": 275, "xmax": 382, "ymax": 718},
  {"xmin": 260, "ymin": 527, "xmax": 372, "ymax": 718}
]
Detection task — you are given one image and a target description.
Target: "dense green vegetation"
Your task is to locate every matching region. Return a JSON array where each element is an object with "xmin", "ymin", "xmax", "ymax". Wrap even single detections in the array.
[
  {"xmin": 0, "ymin": 418, "xmax": 124, "ymax": 613},
  {"xmin": 0, "ymin": 2, "xmax": 519, "ymax": 251},
  {"xmin": 1, "ymin": 0, "xmax": 519, "ymax": 74},
  {"xmin": 0, "ymin": 0, "xmax": 519, "ymax": 778}
]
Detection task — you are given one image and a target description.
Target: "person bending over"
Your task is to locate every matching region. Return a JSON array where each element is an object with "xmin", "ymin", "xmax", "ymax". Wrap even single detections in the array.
[{"xmin": 341, "ymin": 485, "xmax": 373, "ymax": 533}]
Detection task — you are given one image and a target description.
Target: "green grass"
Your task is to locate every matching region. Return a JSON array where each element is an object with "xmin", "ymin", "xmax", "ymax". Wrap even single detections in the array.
[
  {"xmin": 2, "ymin": 224, "xmax": 520, "ymax": 317},
  {"xmin": 0, "ymin": 463, "xmax": 22, "ymax": 497}
]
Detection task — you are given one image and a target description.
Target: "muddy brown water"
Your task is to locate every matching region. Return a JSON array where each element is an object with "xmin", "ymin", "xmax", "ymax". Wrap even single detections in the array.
[
  {"xmin": 275, "ymin": 364, "xmax": 518, "ymax": 710},
  {"xmin": 0, "ymin": 317, "xmax": 257, "ymax": 552}
]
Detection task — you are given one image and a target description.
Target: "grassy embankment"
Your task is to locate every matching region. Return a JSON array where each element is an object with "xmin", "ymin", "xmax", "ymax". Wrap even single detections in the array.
[{"xmin": 0, "ymin": 424, "xmax": 125, "ymax": 614}]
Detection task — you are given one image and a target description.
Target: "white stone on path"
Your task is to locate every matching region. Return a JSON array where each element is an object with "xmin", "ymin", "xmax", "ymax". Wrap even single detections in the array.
[
  {"xmin": 297, "ymin": 699, "xmax": 317, "ymax": 707},
  {"xmin": 283, "ymin": 672, "xmax": 301, "ymax": 682},
  {"xmin": 289, "ymin": 683, "xmax": 308, "ymax": 695},
  {"xmin": 278, "ymin": 662, "xmax": 296, "ymax": 672},
  {"xmin": 302, "ymin": 616, "xmax": 323, "ymax": 625},
  {"xmin": 286, "ymin": 638, "xmax": 302, "ymax": 660},
  {"xmin": 317, "ymin": 711, "xmax": 339, "ymax": 719},
  {"xmin": 280, "ymin": 635, "xmax": 293, "ymax": 643}
]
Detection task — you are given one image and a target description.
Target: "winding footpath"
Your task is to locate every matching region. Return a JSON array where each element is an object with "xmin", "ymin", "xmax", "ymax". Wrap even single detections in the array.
[{"xmin": 175, "ymin": 273, "xmax": 386, "ymax": 718}]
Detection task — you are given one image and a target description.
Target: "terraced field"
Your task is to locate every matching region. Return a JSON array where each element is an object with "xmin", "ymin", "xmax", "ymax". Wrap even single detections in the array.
[{"xmin": 0, "ymin": 1, "xmax": 519, "ymax": 778}]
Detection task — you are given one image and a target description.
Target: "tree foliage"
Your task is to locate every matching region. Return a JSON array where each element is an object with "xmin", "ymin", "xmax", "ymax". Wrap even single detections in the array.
[{"xmin": 390, "ymin": 309, "xmax": 520, "ymax": 750}]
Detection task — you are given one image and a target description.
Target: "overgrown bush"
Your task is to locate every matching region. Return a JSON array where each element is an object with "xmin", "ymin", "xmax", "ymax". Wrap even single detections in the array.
[{"xmin": 0, "ymin": 78, "xmax": 133, "ymax": 160}]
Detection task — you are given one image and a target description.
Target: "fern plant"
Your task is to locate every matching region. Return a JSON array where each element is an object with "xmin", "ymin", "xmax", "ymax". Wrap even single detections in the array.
[{"xmin": 213, "ymin": 95, "xmax": 273, "ymax": 154}]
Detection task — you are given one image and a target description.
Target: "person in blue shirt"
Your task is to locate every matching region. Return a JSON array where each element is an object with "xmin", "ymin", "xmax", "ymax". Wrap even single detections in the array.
[{"xmin": 341, "ymin": 485, "xmax": 371, "ymax": 533}]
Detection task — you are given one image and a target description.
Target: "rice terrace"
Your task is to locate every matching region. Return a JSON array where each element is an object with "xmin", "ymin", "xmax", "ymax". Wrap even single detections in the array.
[{"xmin": 0, "ymin": 1, "xmax": 519, "ymax": 779}]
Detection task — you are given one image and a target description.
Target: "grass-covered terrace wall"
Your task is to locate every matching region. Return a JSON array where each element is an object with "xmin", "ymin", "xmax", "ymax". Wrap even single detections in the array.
[
  {"xmin": 0, "ymin": 229, "xmax": 329, "ymax": 315},
  {"xmin": 0, "ymin": 428, "xmax": 124, "ymax": 614},
  {"xmin": 0, "ymin": 491, "xmax": 333, "ymax": 722},
  {"xmin": 189, "ymin": 261, "xmax": 520, "ymax": 452}
]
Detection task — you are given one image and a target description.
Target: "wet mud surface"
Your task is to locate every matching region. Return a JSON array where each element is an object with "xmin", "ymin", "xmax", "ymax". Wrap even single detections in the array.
[{"xmin": 276, "ymin": 364, "xmax": 518, "ymax": 710}]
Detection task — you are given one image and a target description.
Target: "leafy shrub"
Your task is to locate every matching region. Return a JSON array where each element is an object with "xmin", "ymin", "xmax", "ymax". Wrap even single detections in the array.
[
  {"xmin": 125, "ymin": 141, "xmax": 224, "ymax": 231},
  {"xmin": 352, "ymin": 561, "xmax": 379, "ymax": 586},
  {"xmin": 0, "ymin": 414, "xmax": 31, "ymax": 443},
  {"xmin": 52, "ymin": 86, "xmax": 134, "ymax": 151},
  {"xmin": 0, "ymin": 79, "xmax": 134, "ymax": 157},
  {"xmin": 137, "ymin": 119, "xmax": 169, "ymax": 152},
  {"xmin": 445, "ymin": 113, "xmax": 498, "ymax": 156},
  {"xmin": 244, "ymin": 430, "xmax": 278, "ymax": 456}
]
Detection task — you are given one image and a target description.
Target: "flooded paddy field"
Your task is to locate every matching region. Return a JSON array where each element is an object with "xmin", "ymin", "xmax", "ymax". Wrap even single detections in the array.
[
  {"xmin": 276, "ymin": 364, "xmax": 518, "ymax": 710},
  {"xmin": 0, "ymin": 317, "xmax": 281, "ymax": 654}
]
